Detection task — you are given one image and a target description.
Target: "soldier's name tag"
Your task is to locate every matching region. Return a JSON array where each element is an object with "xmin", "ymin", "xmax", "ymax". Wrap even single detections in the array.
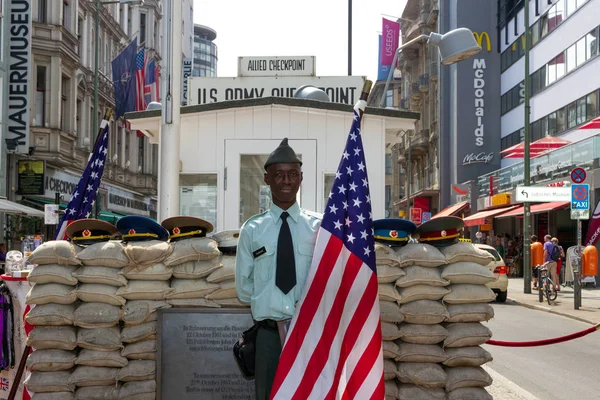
[{"xmin": 252, "ymin": 247, "xmax": 267, "ymax": 258}]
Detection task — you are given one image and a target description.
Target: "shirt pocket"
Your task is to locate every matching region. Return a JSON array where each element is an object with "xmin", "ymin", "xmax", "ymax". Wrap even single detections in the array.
[
  {"xmin": 254, "ymin": 243, "xmax": 276, "ymax": 282},
  {"xmin": 298, "ymin": 243, "xmax": 315, "ymax": 261}
]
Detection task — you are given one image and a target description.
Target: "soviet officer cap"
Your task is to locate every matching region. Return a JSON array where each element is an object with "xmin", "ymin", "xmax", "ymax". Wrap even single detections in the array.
[
  {"xmin": 161, "ymin": 216, "xmax": 214, "ymax": 242},
  {"xmin": 116, "ymin": 215, "xmax": 169, "ymax": 242},
  {"xmin": 66, "ymin": 219, "xmax": 118, "ymax": 245},
  {"xmin": 373, "ymin": 218, "xmax": 417, "ymax": 247},
  {"xmin": 211, "ymin": 229, "xmax": 240, "ymax": 254},
  {"xmin": 414, "ymin": 216, "xmax": 464, "ymax": 247},
  {"xmin": 264, "ymin": 138, "xmax": 303, "ymax": 170}
]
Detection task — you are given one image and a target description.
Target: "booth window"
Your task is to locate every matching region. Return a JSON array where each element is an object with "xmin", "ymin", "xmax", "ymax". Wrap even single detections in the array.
[
  {"xmin": 324, "ymin": 174, "xmax": 335, "ymax": 208},
  {"xmin": 179, "ymin": 174, "xmax": 218, "ymax": 229}
]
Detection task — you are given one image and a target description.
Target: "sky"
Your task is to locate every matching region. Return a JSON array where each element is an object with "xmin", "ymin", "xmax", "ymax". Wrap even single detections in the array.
[{"xmin": 192, "ymin": 0, "xmax": 408, "ymax": 83}]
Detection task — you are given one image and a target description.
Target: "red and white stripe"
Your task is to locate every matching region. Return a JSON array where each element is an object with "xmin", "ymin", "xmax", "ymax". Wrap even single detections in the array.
[
  {"xmin": 270, "ymin": 229, "xmax": 384, "ymax": 400},
  {"xmin": 135, "ymin": 52, "xmax": 147, "ymax": 111}
]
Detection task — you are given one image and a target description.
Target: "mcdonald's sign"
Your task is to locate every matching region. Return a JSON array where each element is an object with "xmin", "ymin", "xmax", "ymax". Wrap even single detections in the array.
[{"xmin": 473, "ymin": 32, "xmax": 492, "ymax": 52}]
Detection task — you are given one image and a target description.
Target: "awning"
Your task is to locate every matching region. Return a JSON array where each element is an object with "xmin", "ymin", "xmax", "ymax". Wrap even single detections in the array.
[
  {"xmin": 496, "ymin": 201, "xmax": 569, "ymax": 219},
  {"xmin": 432, "ymin": 201, "xmax": 469, "ymax": 219},
  {"xmin": 0, "ymin": 198, "xmax": 45, "ymax": 218},
  {"xmin": 99, "ymin": 210, "xmax": 127, "ymax": 223},
  {"xmin": 463, "ymin": 206, "xmax": 518, "ymax": 227},
  {"xmin": 22, "ymin": 197, "xmax": 68, "ymax": 210}
]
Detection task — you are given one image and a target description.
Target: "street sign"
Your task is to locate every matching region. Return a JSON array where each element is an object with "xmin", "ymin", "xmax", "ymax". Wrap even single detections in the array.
[
  {"xmin": 570, "ymin": 167, "xmax": 586, "ymax": 184},
  {"xmin": 515, "ymin": 186, "xmax": 570, "ymax": 202},
  {"xmin": 571, "ymin": 184, "xmax": 590, "ymax": 210},
  {"xmin": 571, "ymin": 209, "xmax": 590, "ymax": 220},
  {"xmin": 422, "ymin": 212, "xmax": 432, "ymax": 223},
  {"xmin": 44, "ymin": 204, "xmax": 59, "ymax": 225}
]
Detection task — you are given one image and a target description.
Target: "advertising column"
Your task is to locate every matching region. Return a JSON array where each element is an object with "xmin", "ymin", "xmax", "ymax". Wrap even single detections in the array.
[{"xmin": 440, "ymin": 0, "xmax": 501, "ymax": 208}]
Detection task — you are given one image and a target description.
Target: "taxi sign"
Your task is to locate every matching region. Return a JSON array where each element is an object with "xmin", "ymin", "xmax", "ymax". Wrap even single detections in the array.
[{"xmin": 571, "ymin": 184, "xmax": 589, "ymax": 211}]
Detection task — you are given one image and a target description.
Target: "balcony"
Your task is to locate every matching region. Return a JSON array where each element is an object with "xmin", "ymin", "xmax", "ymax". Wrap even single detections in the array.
[
  {"xmin": 429, "ymin": 61, "xmax": 438, "ymax": 82},
  {"xmin": 419, "ymin": 74, "xmax": 430, "ymax": 92}
]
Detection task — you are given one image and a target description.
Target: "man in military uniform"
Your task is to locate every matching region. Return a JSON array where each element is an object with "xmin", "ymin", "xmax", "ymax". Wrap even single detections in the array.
[{"xmin": 235, "ymin": 138, "xmax": 321, "ymax": 400}]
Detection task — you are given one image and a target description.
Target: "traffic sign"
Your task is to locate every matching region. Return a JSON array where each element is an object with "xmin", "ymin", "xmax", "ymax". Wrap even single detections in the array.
[
  {"xmin": 422, "ymin": 212, "xmax": 432, "ymax": 223},
  {"xmin": 515, "ymin": 186, "xmax": 570, "ymax": 202},
  {"xmin": 570, "ymin": 168, "xmax": 586, "ymax": 184},
  {"xmin": 571, "ymin": 184, "xmax": 590, "ymax": 210},
  {"xmin": 571, "ymin": 209, "xmax": 590, "ymax": 220}
]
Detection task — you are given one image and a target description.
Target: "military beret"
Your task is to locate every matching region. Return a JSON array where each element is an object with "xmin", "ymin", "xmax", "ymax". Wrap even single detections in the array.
[{"xmin": 264, "ymin": 138, "xmax": 303, "ymax": 170}]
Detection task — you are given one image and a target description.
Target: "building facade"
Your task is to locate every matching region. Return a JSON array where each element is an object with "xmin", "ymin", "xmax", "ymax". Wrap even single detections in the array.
[
  {"xmin": 1, "ymin": 0, "xmax": 164, "ymax": 244},
  {"xmin": 192, "ymin": 24, "xmax": 217, "ymax": 77}
]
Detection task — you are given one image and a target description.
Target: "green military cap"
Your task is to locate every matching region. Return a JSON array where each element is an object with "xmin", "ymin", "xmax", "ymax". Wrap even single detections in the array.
[{"xmin": 264, "ymin": 138, "xmax": 303, "ymax": 170}]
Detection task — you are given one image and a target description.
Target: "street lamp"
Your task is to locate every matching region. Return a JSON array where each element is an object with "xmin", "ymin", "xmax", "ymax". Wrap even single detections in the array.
[{"xmin": 379, "ymin": 27, "xmax": 481, "ymax": 108}]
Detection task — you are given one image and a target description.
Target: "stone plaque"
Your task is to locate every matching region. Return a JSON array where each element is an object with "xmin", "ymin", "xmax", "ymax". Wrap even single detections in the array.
[{"xmin": 158, "ymin": 308, "xmax": 255, "ymax": 399}]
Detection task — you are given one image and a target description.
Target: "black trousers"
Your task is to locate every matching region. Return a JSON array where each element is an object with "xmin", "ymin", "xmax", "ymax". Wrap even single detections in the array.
[{"xmin": 255, "ymin": 325, "xmax": 282, "ymax": 400}]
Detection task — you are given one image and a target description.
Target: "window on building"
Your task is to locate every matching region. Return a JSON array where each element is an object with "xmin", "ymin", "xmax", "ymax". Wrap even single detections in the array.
[
  {"xmin": 577, "ymin": 97, "xmax": 587, "ymax": 125},
  {"xmin": 555, "ymin": 52, "xmax": 566, "ymax": 80},
  {"xmin": 35, "ymin": 66, "xmax": 46, "ymax": 127},
  {"xmin": 37, "ymin": 0, "xmax": 47, "ymax": 23},
  {"xmin": 586, "ymin": 28, "xmax": 598, "ymax": 59},
  {"xmin": 546, "ymin": 61, "xmax": 556, "ymax": 85},
  {"xmin": 76, "ymin": 99, "xmax": 82, "ymax": 138},
  {"xmin": 0, "ymin": 2, "xmax": 3, "ymax": 60},
  {"xmin": 60, "ymin": 76, "xmax": 70, "ymax": 132},
  {"xmin": 62, "ymin": 0, "xmax": 70, "ymax": 30},
  {"xmin": 567, "ymin": 102, "xmax": 577, "ymax": 128},
  {"xmin": 587, "ymin": 92, "xmax": 598, "ymax": 120},
  {"xmin": 116, "ymin": 126, "xmax": 122, "ymax": 166},
  {"xmin": 77, "ymin": 17, "xmax": 83, "ymax": 56},
  {"xmin": 548, "ymin": 112, "xmax": 557, "ymax": 136},
  {"xmin": 385, "ymin": 154, "xmax": 392, "ymax": 175},
  {"xmin": 138, "ymin": 136, "xmax": 145, "ymax": 173},
  {"xmin": 556, "ymin": 107, "xmax": 566, "ymax": 134},
  {"xmin": 566, "ymin": 0, "xmax": 577, "ymax": 15},
  {"xmin": 179, "ymin": 174, "xmax": 218, "ymax": 229},
  {"xmin": 125, "ymin": 130, "xmax": 131, "ymax": 169},
  {"xmin": 140, "ymin": 13, "xmax": 146, "ymax": 45},
  {"xmin": 576, "ymin": 37, "xmax": 587, "ymax": 66},
  {"xmin": 154, "ymin": 20, "xmax": 159, "ymax": 51},
  {"xmin": 566, "ymin": 44, "xmax": 577, "ymax": 73}
]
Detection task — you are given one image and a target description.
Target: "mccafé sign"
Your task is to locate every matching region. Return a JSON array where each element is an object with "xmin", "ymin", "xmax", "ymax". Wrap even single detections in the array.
[{"xmin": 473, "ymin": 32, "xmax": 491, "ymax": 52}]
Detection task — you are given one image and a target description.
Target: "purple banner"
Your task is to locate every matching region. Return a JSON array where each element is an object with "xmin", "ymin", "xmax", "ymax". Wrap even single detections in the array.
[
  {"xmin": 585, "ymin": 200, "xmax": 600, "ymax": 246},
  {"xmin": 381, "ymin": 18, "xmax": 400, "ymax": 66}
]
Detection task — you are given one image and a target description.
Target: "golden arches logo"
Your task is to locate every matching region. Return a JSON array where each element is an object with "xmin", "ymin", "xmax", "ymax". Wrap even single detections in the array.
[{"xmin": 473, "ymin": 32, "xmax": 491, "ymax": 52}]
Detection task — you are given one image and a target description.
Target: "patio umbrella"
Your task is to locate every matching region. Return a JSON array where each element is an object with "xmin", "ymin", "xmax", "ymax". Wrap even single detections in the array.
[
  {"xmin": 501, "ymin": 149, "xmax": 547, "ymax": 159},
  {"xmin": 529, "ymin": 135, "xmax": 571, "ymax": 151},
  {"xmin": 500, "ymin": 142, "xmax": 524, "ymax": 155},
  {"xmin": 579, "ymin": 116, "xmax": 600, "ymax": 130}
]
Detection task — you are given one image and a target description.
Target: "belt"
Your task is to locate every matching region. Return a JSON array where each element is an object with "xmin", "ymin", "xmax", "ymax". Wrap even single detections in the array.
[{"xmin": 258, "ymin": 319, "xmax": 280, "ymax": 330}]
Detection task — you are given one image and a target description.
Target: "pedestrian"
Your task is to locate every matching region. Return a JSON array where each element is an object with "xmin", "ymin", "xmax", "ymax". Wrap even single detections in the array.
[
  {"xmin": 505, "ymin": 240, "xmax": 519, "ymax": 275},
  {"xmin": 235, "ymin": 138, "xmax": 321, "ymax": 400},
  {"xmin": 543, "ymin": 234, "xmax": 560, "ymax": 292},
  {"xmin": 531, "ymin": 235, "xmax": 544, "ymax": 289},
  {"xmin": 551, "ymin": 237, "xmax": 565, "ymax": 289},
  {"xmin": 495, "ymin": 236, "xmax": 505, "ymax": 259},
  {"xmin": 0, "ymin": 243, "xmax": 6, "ymax": 263}
]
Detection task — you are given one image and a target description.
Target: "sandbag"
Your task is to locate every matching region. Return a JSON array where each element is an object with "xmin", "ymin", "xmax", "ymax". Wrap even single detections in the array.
[
  {"xmin": 167, "ymin": 298, "xmax": 221, "ymax": 308},
  {"xmin": 444, "ymin": 366, "xmax": 493, "ymax": 391},
  {"xmin": 205, "ymin": 280, "xmax": 237, "ymax": 300},
  {"xmin": 74, "ymin": 302, "xmax": 122, "ymax": 328},
  {"xmin": 122, "ymin": 340, "xmax": 156, "ymax": 360},
  {"xmin": 446, "ymin": 387, "xmax": 493, "ymax": 400},
  {"xmin": 400, "ymin": 300, "xmax": 449, "ymax": 325},
  {"xmin": 397, "ymin": 384, "xmax": 446, "ymax": 400},
  {"xmin": 163, "ymin": 237, "xmax": 220, "ymax": 266},
  {"xmin": 24, "ymin": 371, "xmax": 75, "ymax": 393},
  {"xmin": 213, "ymin": 298, "xmax": 249, "ymax": 308},
  {"xmin": 166, "ymin": 279, "xmax": 220, "ymax": 299},
  {"xmin": 379, "ymin": 301, "xmax": 404, "ymax": 323},
  {"xmin": 26, "ymin": 283, "xmax": 77, "ymax": 305},
  {"xmin": 116, "ymin": 281, "xmax": 173, "ymax": 301},
  {"xmin": 68, "ymin": 366, "xmax": 119, "ymax": 387},
  {"xmin": 443, "ymin": 346, "xmax": 493, "ymax": 367},
  {"xmin": 396, "ymin": 243, "xmax": 446, "ymax": 268},
  {"xmin": 441, "ymin": 262, "xmax": 496, "ymax": 285},
  {"xmin": 380, "ymin": 321, "xmax": 402, "ymax": 341},
  {"xmin": 76, "ymin": 284, "xmax": 126, "ymax": 306},
  {"xmin": 444, "ymin": 323, "xmax": 493, "ymax": 348},
  {"xmin": 25, "ymin": 303, "xmax": 76, "ymax": 326},
  {"xmin": 76, "ymin": 349, "xmax": 128, "ymax": 368},
  {"xmin": 123, "ymin": 240, "xmax": 173, "ymax": 268},
  {"xmin": 375, "ymin": 243, "xmax": 402, "ymax": 267},
  {"xmin": 32, "ymin": 393, "xmax": 75, "ymax": 400},
  {"xmin": 116, "ymin": 360, "xmax": 156, "ymax": 382},
  {"xmin": 378, "ymin": 283, "xmax": 402, "ymax": 302},
  {"xmin": 171, "ymin": 258, "xmax": 222, "ymax": 279},
  {"xmin": 27, "ymin": 326, "xmax": 77, "ymax": 350},
  {"xmin": 122, "ymin": 301, "xmax": 170, "ymax": 326},
  {"xmin": 396, "ymin": 343, "xmax": 447, "ymax": 363},
  {"xmin": 441, "ymin": 243, "xmax": 495, "ymax": 265},
  {"xmin": 206, "ymin": 256, "xmax": 236, "ymax": 283},
  {"xmin": 77, "ymin": 327, "xmax": 122, "ymax": 351},
  {"xmin": 76, "ymin": 241, "xmax": 128, "ymax": 267},
  {"xmin": 384, "ymin": 359, "xmax": 397, "ymax": 380},
  {"xmin": 443, "ymin": 285, "xmax": 496, "ymax": 305},
  {"xmin": 74, "ymin": 386, "xmax": 120, "ymax": 400},
  {"xmin": 395, "ymin": 266, "xmax": 449, "ymax": 288},
  {"xmin": 28, "ymin": 265, "xmax": 78, "ymax": 286},
  {"xmin": 121, "ymin": 322, "xmax": 157, "ymax": 344},
  {"xmin": 118, "ymin": 380, "xmax": 156, "ymax": 400},
  {"xmin": 27, "ymin": 349, "xmax": 76, "ymax": 372},
  {"xmin": 396, "ymin": 362, "xmax": 447, "ymax": 388},
  {"xmin": 377, "ymin": 265, "xmax": 406, "ymax": 284},
  {"xmin": 382, "ymin": 340, "xmax": 399, "ymax": 359},
  {"xmin": 384, "ymin": 380, "xmax": 399, "ymax": 400},
  {"xmin": 398, "ymin": 285, "xmax": 451, "ymax": 304},
  {"xmin": 28, "ymin": 241, "xmax": 81, "ymax": 266},
  {"xmin": 446, "ymin": 303, "xmax": 495, "ymax": 323},
  {"xmin": 120, "ymin": 263, "xmax": 173, "ymax": 281},
  {"xmin": 73, "ymin": 266, "xmax": 128, "ymax": 287},
  {"xmin": 398, "ymin": 324, "xmax": 448, "ymax": 345}
]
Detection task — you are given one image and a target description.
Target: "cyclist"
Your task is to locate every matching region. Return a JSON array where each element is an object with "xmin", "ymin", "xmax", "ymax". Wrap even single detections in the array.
[{"xmin": 543, "ymin": 234, "xmax": 560, "ymax": 292}]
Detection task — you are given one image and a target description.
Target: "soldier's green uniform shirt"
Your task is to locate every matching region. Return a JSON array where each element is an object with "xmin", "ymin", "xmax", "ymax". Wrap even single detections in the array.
[{"xmin": 235, "ymin": 202, "xmax": 321, "ymax": 321}]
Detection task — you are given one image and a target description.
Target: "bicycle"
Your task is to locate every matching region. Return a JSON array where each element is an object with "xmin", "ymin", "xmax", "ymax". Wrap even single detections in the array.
[{"xmin": 535, "ymin": 265, "xmax": 557, "ymax": 305}]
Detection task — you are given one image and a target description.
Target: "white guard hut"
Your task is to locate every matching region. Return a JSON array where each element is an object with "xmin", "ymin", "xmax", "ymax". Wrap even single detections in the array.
[{"xmin": 127, "ymin": 97, "xmax": 419, "ymax": 230}]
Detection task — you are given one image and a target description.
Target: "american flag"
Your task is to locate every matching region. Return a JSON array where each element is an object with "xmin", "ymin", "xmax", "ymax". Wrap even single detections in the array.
[
  {"xmin": 135, "ymin": 48, "xmax": 146, "ymax": 112},
  {"xmin": 55, "ymin": 121, "xmax": 110, "ymax": 240},
  {"xmin": 270, "ymin": 106, "xmax": 384, "ymax": 399},
  {"xmin": 1, "ymin": 378, "xmax": 8, "ymax": 391},
  {"xmin": 144, "ymin": 58, "xmax": 158, "ymax": 105}
]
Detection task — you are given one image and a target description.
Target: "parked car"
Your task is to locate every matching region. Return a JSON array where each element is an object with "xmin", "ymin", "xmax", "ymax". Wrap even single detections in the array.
[{"xmin": 474, "ymin": 244, "xmax": 509, "ymax": 303}]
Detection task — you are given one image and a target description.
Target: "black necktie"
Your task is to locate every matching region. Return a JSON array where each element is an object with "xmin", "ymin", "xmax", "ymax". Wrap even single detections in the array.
[{"xmin": 276, "ymin": 212, "xmax": 296, "ymax": 294}]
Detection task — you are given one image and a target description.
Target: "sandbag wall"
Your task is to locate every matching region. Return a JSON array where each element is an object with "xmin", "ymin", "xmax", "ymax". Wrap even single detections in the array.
[
  {"xmin": 378, "ymin": 242, "xmax": 497, "ymax": 400},
  {"xmin": 22, "ymin": 237, "xmax": 242, "ymax": 400}
]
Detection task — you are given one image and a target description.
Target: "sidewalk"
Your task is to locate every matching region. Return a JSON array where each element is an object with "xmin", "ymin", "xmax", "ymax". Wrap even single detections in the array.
[{"xmin": 506, "ymin": 278, "xmax": 600, "ymax": 325}]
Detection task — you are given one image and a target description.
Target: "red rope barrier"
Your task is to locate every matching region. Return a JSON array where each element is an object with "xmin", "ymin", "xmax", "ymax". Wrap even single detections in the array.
[{"xmin": 486, "ymin": 324, "xmax": 600, "ymax": 347}]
